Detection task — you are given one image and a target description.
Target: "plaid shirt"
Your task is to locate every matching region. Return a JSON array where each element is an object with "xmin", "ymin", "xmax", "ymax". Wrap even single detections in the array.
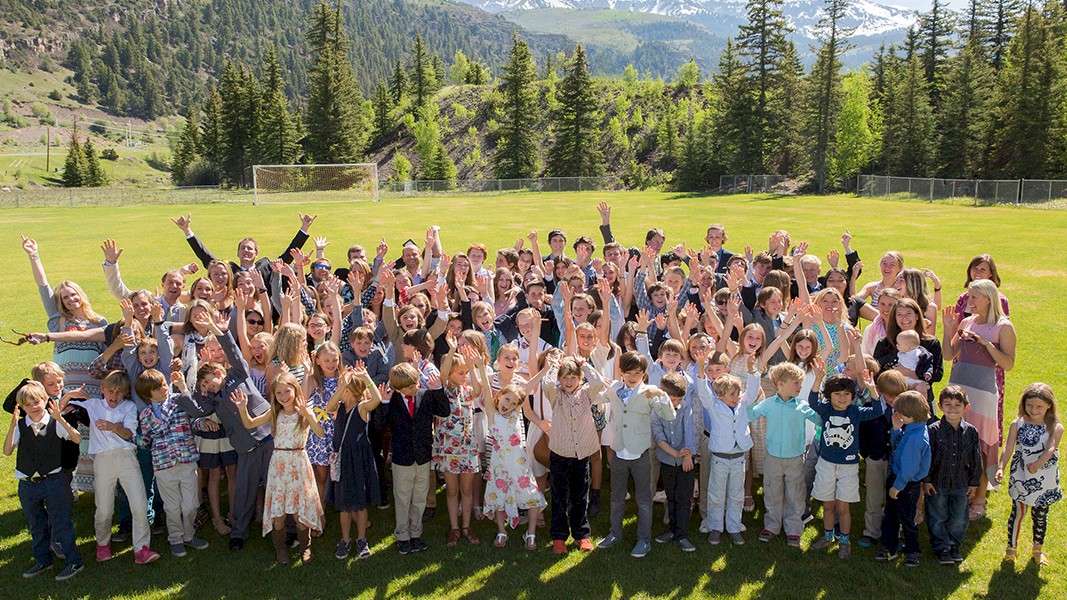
[
  {"xmin": 924, "ymin": 417, "xmax": 982, "ymax": 490},
  {"xmin": 138, "ymin": 395, "xmax": 199, "ymax": 471}
]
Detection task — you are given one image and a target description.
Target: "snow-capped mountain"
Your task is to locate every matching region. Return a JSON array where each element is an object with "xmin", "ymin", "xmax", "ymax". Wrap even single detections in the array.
[{"xmin": 458, "ymin": 0, "xmax": 916, "ymax": 39}]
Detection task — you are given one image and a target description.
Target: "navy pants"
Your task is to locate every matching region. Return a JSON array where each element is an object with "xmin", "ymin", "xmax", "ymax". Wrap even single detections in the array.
[
  {"xmin": 881, "ymin": 480, "xmax": 921, "ymax": 554},
  {"xmin": 19, "ymin": 475, "xmax": 82, "ymax": 567},
  {"xmin": 550, "ymin": 452, "xmax": 591, "ymax": 542}
]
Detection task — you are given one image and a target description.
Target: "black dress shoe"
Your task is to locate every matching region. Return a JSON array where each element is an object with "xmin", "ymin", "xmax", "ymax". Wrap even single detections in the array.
[
  {"xmin": 411, "ymin": 537, "xmax": 427, "ymax": 552},
  {"xmin": 229, "ymin": 538, "xmax": 245, "ymax": 551}
]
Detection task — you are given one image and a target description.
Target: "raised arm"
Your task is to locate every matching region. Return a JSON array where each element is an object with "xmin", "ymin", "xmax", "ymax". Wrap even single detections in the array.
[
  {"xmin": 230, "ymin": 388, "xmax": 271, "ymax": 430},
  {"xmin": 171, "ymin": 214, "xmax": 218, "ymax": 268}
]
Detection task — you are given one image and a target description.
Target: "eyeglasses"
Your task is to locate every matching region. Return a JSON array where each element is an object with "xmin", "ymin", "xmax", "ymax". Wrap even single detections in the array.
[
  {"xmin": 246, "ymin": 319, "xmax": 265, "ymax": 326},
  {"xmin": 313, "ymin": 264, "xmax": 331, "ymax": 271}
]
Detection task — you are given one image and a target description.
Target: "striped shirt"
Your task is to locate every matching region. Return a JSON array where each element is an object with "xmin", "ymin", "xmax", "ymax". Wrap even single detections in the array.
[
  {"xmin": 138, "ymin": 395, "xmax": 199, "ymax": 471},
  {"xmin": 542, "ymin": 362, "xmax": 607, "ymax": 459}
]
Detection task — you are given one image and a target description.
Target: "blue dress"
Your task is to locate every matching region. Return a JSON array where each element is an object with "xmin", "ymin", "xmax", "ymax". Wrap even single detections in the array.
[
  {"xmin": 326, "ymin": 403, "xmax": 381, "ymax": 512},
  {"xmin": 306, "ymin": 377, "xmax": 337, "ymax": 467}
]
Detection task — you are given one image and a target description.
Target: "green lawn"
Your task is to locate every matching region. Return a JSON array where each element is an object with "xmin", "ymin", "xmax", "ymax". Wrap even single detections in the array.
[{"xmin": 0, "ymin": 192, "xmax": 1062, "ymax": 599}]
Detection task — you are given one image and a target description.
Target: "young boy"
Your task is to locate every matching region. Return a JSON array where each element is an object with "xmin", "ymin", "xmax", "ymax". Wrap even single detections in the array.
[
  {"xmin": 876, "ymin": 390, "xmax": 932, "ymax": 567},
  {"xmin": 808, "ymin": 372, "xmax": 885, "ymax": 559},
  {"xmin": 694, "ymin": 349, "xmax": 730, "ymax": 533},
  {"xmin": 4, "ymin": 381, "xmax": 85, "ymax": 580},
  {"xmin": 383, "ymin": 363, "xmax": 449, "ymax": 555},
  {"xmin": 702, "ymin": 356, "xmax": 761, "ymax": 546},
  {"xmin": 65, "ymin": 370, "xmax": 159, "ymax": 564},
  {"xmin": 924, "ymin": 386, "xmax": 981, "ymax": 565},
  {"xmin": 894, "ymin": 330, "xmax": 934, "ymax": 387},
  {"xmin": 137, "ymin": 368, "xmax": 206, "ymax": 557},
  {"xmin": 543, "ymin": 356, "xmax": 609, "ymax": 555},
  {"xmin": 749, "ymin": 362, "xmax": 822, "ymax": 547},
  {"xmin": 857, "ymin": 370, "xmax": 907, "ymax": 548},
  {"xmin": 652, "ymin": 373, "xmax": 698, "ymax": 551},
  {"xmin": 597, "ymin": 351, "xmax": 676, "ymax": 558}
]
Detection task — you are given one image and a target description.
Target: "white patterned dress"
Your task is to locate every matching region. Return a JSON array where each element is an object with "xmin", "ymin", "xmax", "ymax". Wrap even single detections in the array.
[
  {"xmin": 1008, "ymin": 419, "xmax": 1062, "ymax": 508},
  {"xmin": 483, "ymin": 412, "xmax": 547, "ymax": 528}
]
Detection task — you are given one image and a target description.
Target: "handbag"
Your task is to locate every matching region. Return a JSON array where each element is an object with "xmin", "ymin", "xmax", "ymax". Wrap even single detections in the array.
[{"xmin": 329, "ymin": 407, "xmax": 355, "ymax": 482}]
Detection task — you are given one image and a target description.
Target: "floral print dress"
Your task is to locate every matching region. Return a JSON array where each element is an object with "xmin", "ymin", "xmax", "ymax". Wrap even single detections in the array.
[
  {"xmin": 306, "ymin": 377, "xmax": 337, "ymax": 467},
  {"xmin": 431, "ymin": 385, "xmax": 479, "ymax": 474},
  {"xmin": 483, "ymin": 412, "xmax": 546, "ymax": 528},
  {"xmin": 262, "ymin": 412, "xmax": 324, "ymax": 534}
]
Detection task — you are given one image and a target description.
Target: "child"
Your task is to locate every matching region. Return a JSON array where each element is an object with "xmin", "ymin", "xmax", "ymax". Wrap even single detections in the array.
[
  {"xmin": 433, "ymin": 345, "xmax": 483, "ymax": 547},
  {"xmin": 924, "ymin": 386, "xmax": 982, "ymax": 565},
  {"xmin": 597, "ymin": 351, "xmax": 676, "ymax": 559},
  {"xmin": 479, "ymin": 379, "xmax": 547, "ymax": 551},
  {"xmin": 894, "ymin": 330, "xmax": 933, "ymax": 387},
  {"xmin": 857, "ymin": 370, "xmax": 907, "ymax": 549},
  {"xmin": 651, "ymin": 372, "xmax": 700, "ymax": 551},
  {"xmin": 305, "ymin": 342, "xmax": 341, "ymax": 526},
  {"xmin": 325, "ymin": 366, "xmax": 384, "ymax": 560},
  {"xmin": 875, "ymin": 391, "xmax": 931, "ymax": 567},
  {"xmin": 808, "ymin": 372, "xmax": 885, "ymax": 559},
  {"xmin": 701, "ymin": 354, "xmax": 761, "ymax": 546},
  {"xmin": 383, "ymin": 363, "xmax": 450, "ymax": 555},
  {"xmin": 3, "ymin": 381, "xmax": 85, "ymax": 581},
  {"xmin": 542, "ymin": 355, "xmax": 609, "ymax": 554},
  {"xmin": 65, "ymin": 370, "xmax": 159, "ymax": 564},
  {"xmin": 136, "ymin": 369, "xmax": 208, "ymax": 558},
  {"xmin": 995, "ymin": 383, "xmax": 1062, "ymax": 566},
  {"xmin": 749, "ymin": 363, "xmax": 821, "ymax": 547},
  {"xmin": 231, "ymin": 372, "xmax": 325, "ymax": 565}
]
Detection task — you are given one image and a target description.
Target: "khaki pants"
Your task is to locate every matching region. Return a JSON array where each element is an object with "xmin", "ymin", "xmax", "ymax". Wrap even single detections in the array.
[
  {"xmin": 155, "ymin": 462, "xmax": 199, "ymax": 545},
  {"xmin": 392, "ymin": 462, "xmax": 430, "ymax": 541},
  {"xmin": 93, "ymin": 448, "xmax": 150, "ymax": 550},
  {"xmin": 862, "ymin": 458, "xmax": 888, "ymax": 539},
  {"xmin": 763, "ymin": 455, "xmax": 805, "ymax": 537}
]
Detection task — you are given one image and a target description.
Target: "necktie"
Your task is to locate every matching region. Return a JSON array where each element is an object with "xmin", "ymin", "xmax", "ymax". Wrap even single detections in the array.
[
  {"xmin": 30, "ymin": 421, "xmax": 45, "ymax": 436},
  {"xmin": 407, "ymin": 396, "xmax": 416, "ymax": 418}
]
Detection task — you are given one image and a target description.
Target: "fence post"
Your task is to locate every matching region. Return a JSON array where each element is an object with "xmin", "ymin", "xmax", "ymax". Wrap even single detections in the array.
[
  {"xmin": 1050, "ymin": 180, "xmax": 1053, "ymax": 205},
  {"xmin": 951, "ymin": 181, "xmax": 956, "ymax": 199},
  {"xmin": 1017, "ymin": 179, "xmax": 1022, "ymax": 207},
  {"xmin": 69, "ymin": 189, "xmax": 73, "ymax": 207},
  {"xmin": 929, "ymin": 179, "xmax": 934, "ymax": 202}
]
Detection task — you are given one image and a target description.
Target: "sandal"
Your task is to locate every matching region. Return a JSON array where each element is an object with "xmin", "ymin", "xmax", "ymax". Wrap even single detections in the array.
[
  {"xmin": 461, "ymin": 527, "xmax": 481, "ymax": 545},
  {"xmin": 536, "ymin": 513, "xmax": 546, "ymax": 528},
  {"xmin": 493, "ymin": 532, "xmax": 507, "ymax": 548},
  {"xmin": 212, "ymin": 517, "xmax": 231, "ymax": 536},
  {"xmin": 475, "ymin": 507, "xmax": 487, "ymax": 521},
  {"xmin": 968, "ymin": 503, "xmax": 986, "ymax": 521},
  {"xmin": 446, "ymin": 528, "xmax": 461, "ymax": 548},
  {"xmin": 524, "ymin": 532, "xmax": 537, "ymax": 551},
  {"xmin": 1003, "ymin": 548, "xmax": 1017, "ymax": 563},
  {"xmin": 1032, "ymin": 551, "xmax": 1050, "ymax": 566},
  {"xmin": 743, "ymin": 496, "xmax": 756, "ymax": 513}
]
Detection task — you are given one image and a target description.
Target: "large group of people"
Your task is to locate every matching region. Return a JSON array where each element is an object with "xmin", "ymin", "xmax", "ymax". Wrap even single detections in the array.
[{"xmin": 4, "ymin": 203, "xmax": 1060, "ymax": 583}]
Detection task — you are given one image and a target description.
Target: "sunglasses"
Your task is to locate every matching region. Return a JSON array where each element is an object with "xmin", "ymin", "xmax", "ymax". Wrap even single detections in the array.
[
  {"xmin": 0, "ymin": 328, "xmax": 32, "ymax": 346},
  {"xmin": 715, "ymin": 299, "xmax": 728, "ymax": 306},
  {"xmin": 246, "ymin": 319, "xmax": 265, "ymax": 326},
  {"xmin": 313, "ymin": 264, "xmax": 331, "ymax": 271}
]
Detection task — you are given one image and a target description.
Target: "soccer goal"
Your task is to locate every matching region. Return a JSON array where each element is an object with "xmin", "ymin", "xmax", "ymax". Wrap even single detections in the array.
[{"xmin": 251, "ymin": 163, "xmax": 379, "ymax": 205}]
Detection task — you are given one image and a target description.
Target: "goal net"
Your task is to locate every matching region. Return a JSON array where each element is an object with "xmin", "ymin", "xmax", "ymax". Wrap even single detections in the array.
[{"xmin": 252, "ymin": 163, "xmax": 379, "ymax": 204}]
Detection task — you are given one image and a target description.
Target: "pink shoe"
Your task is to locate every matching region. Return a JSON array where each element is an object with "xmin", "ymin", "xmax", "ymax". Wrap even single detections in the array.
[
  {"xmin": 96, "ymin": 544, "xmax": 112, "ymax": 562},
  {"xmin": 134, "ymin": 546, "xmax": 161, "ymax": 564}
]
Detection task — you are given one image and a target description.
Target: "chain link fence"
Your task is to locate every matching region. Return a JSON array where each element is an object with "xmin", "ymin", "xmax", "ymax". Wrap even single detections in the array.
[
  {"xmin": 0, "ymin": 185, "xmax": 235, "ymax": 208},
  {"xmin": 857, "ymin": 175, "xmax": 1067, "ymax": 208},
  {"xmin": 378, "ymin": 176, "xmax": 624, "ymax": 197},
  {"xmin": 718, "ymin": 175, "xmax": 791, "ymax": 194}
]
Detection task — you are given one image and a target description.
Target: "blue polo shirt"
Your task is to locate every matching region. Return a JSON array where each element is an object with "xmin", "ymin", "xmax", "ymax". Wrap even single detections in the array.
[{"xmin": 748, "ymin": 391, "xmax": 820, "ymax": 459}]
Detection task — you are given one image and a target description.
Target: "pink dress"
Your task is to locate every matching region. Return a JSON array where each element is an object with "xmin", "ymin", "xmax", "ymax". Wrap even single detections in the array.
[
  {"xmin": 949, "ymin": 316, "xmax": 1009, "ymax": 479},
  {"xmin": 262, "ymin": 412, "xmax": 324, "ymax": 534}
]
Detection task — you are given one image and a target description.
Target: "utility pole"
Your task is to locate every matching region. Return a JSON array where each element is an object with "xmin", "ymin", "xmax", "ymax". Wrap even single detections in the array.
[{"xmin": 45, "ymin": 126, "xmax": 50, "ymax": 172}]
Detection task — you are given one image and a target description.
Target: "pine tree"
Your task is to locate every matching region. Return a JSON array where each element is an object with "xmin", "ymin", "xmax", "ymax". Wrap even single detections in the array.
[
  {"xmin": 493, "ymin": 32, "xmax": 540, "ymax": 179},
  {"xmin": 62, "ymin": 122, "xmax": 87, "ymax": 188},
  {"xmin": 881, "ymin": 56, "xmax": 936, "ymax": 176},
  {"xmin": 735, "ymin": 0, "xmax": 793, "ymax": 173},
  {"xmin": 372, "ymin": 79, "xmax": 394, "ymax": 141},
  {"xmin": 709, "ymin": 39, "xmax": 751, "ymax": 178},
  {"xmin": 831, "ymin": 72, "xmax": 878, "ymax": 189},
  {"xmin": 657, "ymin": 101, "xmax": 679, "ymax": 170},
  {"xmin": 218, "ymin": 61, "xmax": 249, "ymax": 186},
  {"xmin": 918, "ymin": 0, "xmax": 956, "ymax": 104},
  {"xmin": 172, "ymin": 107, "xmax": 201, "ymax": 185},
  {"xmin": 937, "ymin": 39, "xmax": 993, "ymax": 177},
  {"xmin": 305, "ymin": 1, "xmax": 366, "ymax": 164},
  {"xmin": 771, "ymin": 42, "xmax": 806, "ymax": 175},
  {"xmin": 83, "ymin": 137, "xmax": 105, "ymax": 186},
  {"xmin": 408, "ymin": 34, "xmax": 438, "ymax": 114},
  {"xmin": 466, "ymin": 62, "xmax": 488, "ymax": 85},
  {"xmin": 807, "ymin": 0, "xmax": 852, "ymax": 193},
  {"xmin": 548, "ymin": 44, "xmax": 603, "ymax": 177},
  {"xmin": 241, "ymin": 66, "xmax": 263, "ymax": 171},
  {"xmin": 390, "ymin": 59, "xmax": 408, "ymax": 104},
  {"xmin": 200, "ymin": 86, "xmax": 224, "ymax": 177},
  {"xmin": 258, "ymin": 49, "xmax": 302, "ymax": 166}
]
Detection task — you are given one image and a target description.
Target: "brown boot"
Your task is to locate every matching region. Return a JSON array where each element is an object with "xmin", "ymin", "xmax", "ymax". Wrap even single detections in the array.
[
  {"xmin": 297, "ymin": 527, "xmax": 312, "ymax": 564},
  {"xmin": 272, "ymin": 529, "xmax": 290, "ymax": 565}
]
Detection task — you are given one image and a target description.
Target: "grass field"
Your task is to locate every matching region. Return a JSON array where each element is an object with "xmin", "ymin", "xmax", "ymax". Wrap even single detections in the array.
[{"xmin": 0, "ymin": 192, "xmax": 1063, "ymax": 599}]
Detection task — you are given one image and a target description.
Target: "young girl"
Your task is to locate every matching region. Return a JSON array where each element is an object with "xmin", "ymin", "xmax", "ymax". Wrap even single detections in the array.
[
  {"xmin": 995, "ymin": 383, "xmax": 1062, "ymax": 566},
  {"xmin": 326, "ymin": 366, "xmax": 384, "ymax": 560},
  {"xmin": 478, "ymin": 374, "xmax": 546, "ymax": 551},
  {"xmin": 231, "ymin": 373, "xmax": 325, "ymax": 565},
  {"xmin": 855, "ymin": 251, "xmax": 904, "ymax": 307},
  {"xmin": 305, "ymin": 342, "xmax": 341, "ymax": 530},
  {"xmin": 432, "ymin": 344, "xmax": 483, "ymax": 546},
  {"xmin": 266, "ymin": 323, "xmax": 311, "ymax": 386}
]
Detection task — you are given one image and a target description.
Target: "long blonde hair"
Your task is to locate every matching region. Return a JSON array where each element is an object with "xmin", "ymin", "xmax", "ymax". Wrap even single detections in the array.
[
  {"xmin": 272, "ymin": 322, "xmax": 307, "ymax": 367},
  {"xmin": 968, "ymin": 279, "xmax": 1005, "ymax": 326},
  {"xmin": 54, "ymin": 280, "xmax": 104, "ymax": 323},
  {"xmin": 268, "ymin": 372, "xmax": 309, "ymax": 430}
]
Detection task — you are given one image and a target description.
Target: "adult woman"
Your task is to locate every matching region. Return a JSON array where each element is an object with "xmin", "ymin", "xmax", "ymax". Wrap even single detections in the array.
[
  {"xmin": 809, "ymin": 288, "xmax": 851, "ymax": 377},
  {"xmin": 23, "ymin": 235, "xmax": 108, "ymax": 493},
  {"xmin": 873, "ymin": 298, "xmax": 944, "ymax": 415},
  {"xmin": 892, "ymin": 267, "xmax": 939, "ymax": 336},
  {"xmin": 942, "ymin": 279, "xmax": 1017, "ymax": 520}
]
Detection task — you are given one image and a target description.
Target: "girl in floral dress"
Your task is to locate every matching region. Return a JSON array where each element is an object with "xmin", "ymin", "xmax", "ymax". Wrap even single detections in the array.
[
  {"xmin": 477, "ymin": 362, "xmax": 546, "ymax": 551},
  {"xmin": 305, "ymin": 342, "xmax": 341, "ymax": 533},
  {"xmin": 433, "ymin": 343, "xmax": 484, "ymax": 547},
  {"xmin": 232, "ymin": 372, "xmax": 324, "ymax": 565}
]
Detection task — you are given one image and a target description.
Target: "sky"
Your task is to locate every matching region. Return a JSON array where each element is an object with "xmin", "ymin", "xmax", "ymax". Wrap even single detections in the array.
[{"xmin": 886, "ymin": 0, "xmax": 970, "ymax": 12}]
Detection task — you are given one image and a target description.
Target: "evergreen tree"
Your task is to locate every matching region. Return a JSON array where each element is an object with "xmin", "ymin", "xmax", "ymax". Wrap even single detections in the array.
[
  {"xmin": 772, "ymin": 42, "xmax": 807, "ymax": 175},
  {"xmin": 807, "ymin": 0, "xmax": 852, "ymax": 193},
  {"xmin": 408, "ymin": 34, "xmax": 438, "ymax": 114},
  {"xmin": 172, "ymin": 107, "xmax": 201, "ymax": 185},
  {"xmin": 218, "ymin": 61, "xmax": 249, "ymax": 185},
  {"xmin": 83, "ymin": 137, "xmax": 105, "ymax": 186},
  {"xmin": 881, "ymin": 56, "xmax": 936, "ymax": 176},
  {"xmin": 305, "ymin": 1, "xmax": 366, "ymax": 164},
  {"xmin": 735, "ymin": 0, "xmax": 793, "ymax": 173},
  {"xmin": 937, "ymin": 39, "xmax": 993, "ymax": 177},
  {"xmin": 258, "ymin": 49, "xmax": 302, "ymax": 166},
  {"xmin": 466, "ymin": 62, "xmax": 488, "ymax": 85},
  {"xmin": 657, "ymin": 101, "xmax": 679, "ymax": 170},
  {"xmin": 918, "ymin": 0, "xmax": 956, "ymax": 104},
  {"xmin": 548, "ymin": 44, "xmax": 603, "ymax": 177},
  {"xmin": 372, "ymin": 79, "xmax": 394, "ymax": 141},
  {"xmin": 241, "ymin": 66, "xmax": 263, "ymax": 170},
  {"xmin": 390, "ymin": 59, "xmax": 408, "ymax": 104},
  {"xmin": 493, "ymin": 33, "xmax": 540, "ymax": 179},
  {"xmin": 709, "ymin": 39, "xmax": 751, "ymax": 179},
  {"xmin": 62, "ymin": 122, "xmax": 87, "ymax": 187},
  {"xmin": 450, "ymin": 50, "xmax": 470, "ymax": 85},
  {"xmin": 831, "ymin": 72, "xmax": 878, "ymax": 189},
  {"xmin": 200, "ymin": 86, "xmax": 224, "ymax": 176}
]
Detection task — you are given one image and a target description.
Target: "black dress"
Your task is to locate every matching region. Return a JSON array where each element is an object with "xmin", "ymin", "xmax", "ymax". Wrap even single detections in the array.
[{"xmin": 326, "ymin": 403, "xmax": 381, "ymax": 511}]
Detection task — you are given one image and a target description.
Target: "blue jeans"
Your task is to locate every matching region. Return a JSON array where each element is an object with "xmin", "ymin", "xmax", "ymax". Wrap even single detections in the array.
[
  {"xmin": 925, "ymin": 487, "xmax": 969, "ymax": 551},
  {"xmin": 19, "ymin": 475, "xmax": 82, "ymax": 567},
  {"xmin": 117, "ymin": 446, "xmax": 158, "ymax": 529}
]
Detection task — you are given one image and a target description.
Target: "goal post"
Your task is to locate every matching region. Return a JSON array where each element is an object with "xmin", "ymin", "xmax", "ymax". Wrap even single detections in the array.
[{"xmin": 252, "ymin": 163, "xmax": 379, "ymax": 205}]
